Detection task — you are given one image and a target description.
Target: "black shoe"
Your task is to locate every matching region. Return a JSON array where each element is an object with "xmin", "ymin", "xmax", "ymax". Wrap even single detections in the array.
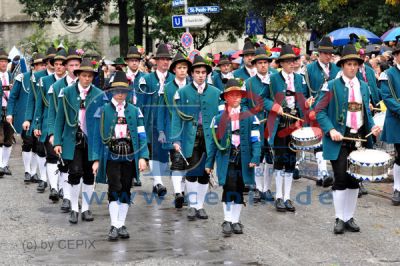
[
  {"xmin": 30, "ymin": 174, "xmax": 40, "ymax": 183},
  {"xmin": 322, "ymin": 175, "xmax": 333, "ymax": 188},
  {"xmin": 3, "ymin": 166, "xmax": 12, "ymax": 175},
  {"xmin": 153, "ymin": 184, "xmax": 167, "ymax": 197},
  {"xmin": 69, "ymin": 211, "xmax": 79, "ymax": 224},
  {"xmin": 24, "ymin": 172, "xmax": 31, "ymax": 183},
  {"xmin": 316, "ymin": 179, "xmax": 323, "ymax": 187},
  {"xmin": 118, "ymin": 226, "xmax": 130, "ymax": 239},
  {"xmin": 232, "ymin": 223, "xmax": 244, "ymax": 234},
  {"xmin": 58, "ymin": 188, "xmax": 64, "ymax": 199},
  {"xmin": 37, "ymin": 181, "xmax": 47, "ymax": 193},
  {"xmin": 82, "ymin": 210, "xmax": 94, "ymax": 222},
  {"xmin": 345, "ymin": 218, "xmax": 360, "ymax": 232},
  {"xmin": 284, "ymin": 199, "xmax": 296, "ymax": 212},
  {"xmin": 251, "ymin": 189, "xmax": 261, "ymax": 203},
  {"xmin": 359, "ymin": 182, "xmax": 368, "ymax": 195},
  {"xmin": 187, "ymin": 207, "xmax": 197, "ymax": 221},
  {"xmin": 49, "ymin": 188, "xmax": 59, "ymax": 202},
  {"xmin": 0, "ymin": 167, "xmax": 5, "ymax": 176},
  {"xmin": 196, "ymin": 208, "xmax": 208, "ymax": 219},
  {"xmin": 293, "ymin": 167, "xmax": 301, "ymax": 180},
  {"xmin": 108, "ymin": 226, "xmax": 119, "ymax": 241},
  {"xmin": 392, "ymin": 190, "xmax": 400, "ymax": 206},
  {"xmin": 275, "ymin": 198, "xmax": 286, "ymax": 212},
  {"xmin": 134, "ymin": 180, "xmax": 142, "ymax": 187},
  {"xmin": 334, "ymin": 218, "xmax": 345, "ymax": 234},
  {"xmin": 61, "ymin": 199, "xmax": 71, "ymax": 212},
  {"xmin": 174, "ymin": 193, "xmax": 184, "ymax": 209},
  {"xmin": 243, "ymin": 185, "xmax": 250, "ymax": 194},
  {"xmin": 221, "ymin": 221, "xmax": 233, "ymax": 236},
  {"xmin": 263, "ymin": 190, "xmax": 275, "ymax": 201}
]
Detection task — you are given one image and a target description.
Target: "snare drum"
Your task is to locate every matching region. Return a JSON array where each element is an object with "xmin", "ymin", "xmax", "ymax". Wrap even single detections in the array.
[
  {"xmin": 291, "ymin": 127, "xmax": 322, "ymax": 151},
  {"xmin": 373, "ymin": 111, "xmax": 386, "ymax": 128},
  {"xmin": 347, "ymin": 149, "xmax": 391, "ymax": 181}
]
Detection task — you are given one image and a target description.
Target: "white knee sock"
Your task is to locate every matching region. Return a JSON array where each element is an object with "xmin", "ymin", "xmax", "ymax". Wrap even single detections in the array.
[
  {"xmin": 284, "ymin": 172, "xmax": 293, "ymax": 201},
  {"xmin": 332, "ymin": 190, "xmax": 346, "ymax": 221},
  {"xmin": 30, "ymin": 153, "xmax": 38, "ymax": 176},
  {"xmin": 254, "ymin": 164, "xmax": 263, "ymax": 191},
  {"xmin": 46, "ymin": 163, "xmax": 59, "ymax": 191},
  {"xmin": 150, "ymin": 160, "xmax": 164, "ymax": 186},
  {"xmin": 181, "ymin": 177, "xmax": 186, "ymax": 194},
  {"xmin": 274, "ymin": 170, "xmax": 283, "ymax": 199},
  {"xmin": 263, "ymin": 163, "xmax": 273, "ymax": 192},
  {"xmin": 171, "ymin": 171, "xmax": 185, "ymax": 194},
  {"xmin": 70, "ymin": 183, "xmax": 81, "ymax": 212},
  {"xmin": 109, "ymin": 201, "xmax": 119, "ymax": 227},
  {"xmin": 161, "ymin": 162, "xmax": 170, "ymax": 177},
  {"xmin": 196, "ymin": 183, "xmax": 209, "ymax": 210},
  {"xmin": 81, "ymin": 184, "xmax": 94, "ymax": 212},
  {"xmin": 231, "ymin": 203, "xmax": 243, "ymax": 223},
  {"xmin": 37, "ymin": 156, "xmax": 47, "ymax": 182},
  {"xmin": 118, "ymin": 203, "xmax": 129, "ymax": 228},
  {"xmin": 186, "ymin": 180, "xmax": 198, "ymax": 208},
  {"xmin": 394, "ymin": 163, "xmax": 400, "ymax": 191},
  {"xmin": 22, "ymin": 151, "xmax": 32, "ymax": 174},
  {"xmin": 344, "ymin": 188, "xmax": 359, "ymax": 222},
  {"xmin": 58, "ymin": 169, "xmax": 65, "ymax": 191},
  {"xmin": 63, "ymin": 180, "xmax": 71, "ymax": 200},
  {"xmin": 1, "ymin": 146, "xmax": 11, "ymax": 167},
  {"xmin": 316, "ymin": 151, "xmax": 327, "ymax": 179},
  {"xmin": 223, "ymin": 202, "xmax": 233, "ymax": 222}
]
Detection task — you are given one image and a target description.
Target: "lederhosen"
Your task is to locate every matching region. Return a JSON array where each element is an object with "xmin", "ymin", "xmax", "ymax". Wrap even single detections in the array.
[
  {"xmin": 222, "ymin": 132, "xmax": 245, "ymax": 204},
  {"xmin": 0, "ymin": 82, "xmax": 14, "ymax": 147},
  {"xmin": 331, "ymin": 100, "xmax": 365, "ymax": 191},
  {"xmin": 66, "ymin": 90, "xmax": 94, "ymax": 186},
  {"xmin": 105, "ymin": 112, "xmax": 136, "ymax": 203}
]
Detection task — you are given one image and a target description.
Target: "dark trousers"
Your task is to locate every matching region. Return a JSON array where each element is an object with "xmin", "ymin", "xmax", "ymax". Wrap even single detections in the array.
[
  {"xmin": 222, "ymin": 149, "xmax": 244, "ymax": 204},
  {"xmin": 273, "ymin": 132, "xmax": 296, "ymax": 173},
  {"xmin": 395, "ymin": 144, "xmax": 400, "ymax": 165},
  {"xmin": 36, "ymin": 141, "xmax": 46, "ymax": 157},
  {"xmin": 66, "ymin": 137, "xmax": 94, "ymax": 185},
  {"xmin": 182, "ymin": 126, "xmax": 209, "ymax": 185},
  {"xmin": 21, "ymin": 130, "xmax": 37, "ymax": 152},
  {"xmin": 0, "ymin": 121, "xmax": 14, "ymax": 147},
  {"xmin": 44, "ymin": 136, "xmax": 59, "ymax": 164},
  {"xmin": 330, "ymin": 141, "xmax": 360, "ymax": 190},
  {"xmin": 106, "ymin": 160, "xmax": 136, "ymax": 203}
]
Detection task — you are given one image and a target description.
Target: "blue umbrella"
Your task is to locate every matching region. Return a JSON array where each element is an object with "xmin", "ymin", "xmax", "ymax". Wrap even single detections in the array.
[
  {"xmin": 381, "ymin": 27, "xmax": 400, "ymax": 42},
  {"xmin": 328, "ymin": 27, "xmax": 381, "ymax": 46},
  {"xmin": 222, "ymin": 49, "xmax": 236, "ymax": 56}
]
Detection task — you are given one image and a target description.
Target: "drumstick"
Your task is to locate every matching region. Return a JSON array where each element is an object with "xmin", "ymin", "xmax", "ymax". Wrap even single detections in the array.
[
  {"xmin": 58, "ymin": 154, "xmax": 65, "ymax": 167},
  {"xmin": 178, "ymin": 149, "xmax": 190, "ymax": 166},
  {"xmin": 282, "ymin": 112, "xmax": 304, "ymax": 122},
  {"xmin": 342, "ymin": 136, "xmax": 367, "ymax": 142},
  {"xmin": 8, "ymin": 122, "xmax": 18, "ymax": 135},
  {"xmin": 371, "ymin": 107, "xmax": 383, "ymax": 112},
  {"xmin": 365, "ymin": 127, "xmax": 381, "ymax": 138}
]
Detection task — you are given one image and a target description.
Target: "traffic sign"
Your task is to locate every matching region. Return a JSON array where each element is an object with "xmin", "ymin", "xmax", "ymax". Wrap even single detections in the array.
[
  {"xmin": 172, "ymin": 14, "xmax": 211, "ymax": 28},
  {"xmin": 181, "ymin": 32, "xmax": 193, "ymax": 49},
  {"xmin": 245, "ymin": 17, "xmax": 265, "ymax": 35},
  {"xmin": 187, "ymin": 6, "xmax": 220, "ymax": 14},
  {"xmin": 172, "ymin": 0, "xmax": 184, "ymax": 8},
  {"xmin": 188, "ymin": 50, "xmax": 200, "ymax": 63}
]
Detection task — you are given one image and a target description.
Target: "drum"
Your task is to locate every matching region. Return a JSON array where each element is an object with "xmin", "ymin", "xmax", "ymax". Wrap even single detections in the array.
[
  {"xmin": 291, "ymin": 127, "xmax": 322, "ymax": 151},
  {"xmin": 373, "ymin": 111, "xmax": 386, "ymax": 128},
  {"xmin": 347, "ymin": 149, "xmax": 392, "ymax": 181}
]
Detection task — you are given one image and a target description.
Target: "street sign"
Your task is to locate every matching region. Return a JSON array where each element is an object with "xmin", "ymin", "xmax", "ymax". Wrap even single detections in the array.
[
  {"xmin": 187, "ymin": 6, "xmax": 220, "ymax": 14},
  {"xmin": 172, "ymin": 0, "xmax": 184, "ymax": 7},
  {"xmin": 245, "ymin": 17, "xmax": 265, "ymax": 35},
  {"xmin": 172, "ymin": 14, "xmax": 211, "ymax": 28},
  {"xmin": 188, "ymin": 50, "xmax": 200, "ymax": 63},
  {"xmin": 181, "ymin": 32, "xmax": 193, "ymax": 49}
]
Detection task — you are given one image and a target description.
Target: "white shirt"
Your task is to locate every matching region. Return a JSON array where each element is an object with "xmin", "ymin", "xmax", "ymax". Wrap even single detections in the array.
[
  {"xmin": 318, "ymin": 60, "xmax": 330, "ymax": 77},
  {"xmin": 0, "ymin": 71, "xmax": 9, "ymax": 85},
  {"xmin": 256, "ymin": 73, "xmax": 269, "ymax": 84},
  {"xmin": 281, "ymin": 70, "xmax": 295, "ymax": 109},
  {"xmin": 78, "ymin": 83, "xmax": 90, "ymax": 100},
  {"xmin": 193, "ymin": 81, "xmax": 205, "ymax": 93},
  {"xmin": 221, "ymin": 72, "xmax": 233, "ymax": 79},
  {"xmin": 397, "ymin": 64, "xmax": 400, "ymax": 71},
  {"xmin": 112, "ymin": 98, "xmax": 128, "ymax": 139},
  {"xmin": 66, "ymin": 75, "xmax": 77, "ymax": 86},
  {"xmin": 0, "ymin": 72, "xmax": 10, "ymax": 107},
  {"xmin": 245, "ymin": 66, "xmax": 256, "ymax": 77},
  {"xmin": 230, "ymin": 106, "xmax": 241, "ymax": 147},
  {"xmin": 175, "ymin": 78, "xmax": 186, "ymax": 88},
  {"xmin": 127, "ymin": 68, "xmax": 139, "ymax": 80},
  {"xmin": 54, "ymin": 73, "xmax": 66, "ymax": 81},
  {"xmin": 342, "ymin": 75, "xmax": 363, "ymax": 131}
]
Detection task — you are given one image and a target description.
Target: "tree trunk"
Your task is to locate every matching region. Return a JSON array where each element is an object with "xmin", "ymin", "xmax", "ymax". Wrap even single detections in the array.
[
  {"xmin": 134, "ymin": 0, "xmax": 144, "ymax": 46},
  {"xmin": 118, "ymin": 0, "xmax": 129, "ymax": 56}
]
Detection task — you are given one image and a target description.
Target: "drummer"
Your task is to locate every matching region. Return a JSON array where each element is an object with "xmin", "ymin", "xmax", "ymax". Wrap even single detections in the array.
[
  {"xmin": 380, "ymin": 41, "xmax": 400, "ymax": 206},
  {"xmin": 316, "ymin": 44, "xmax": 381, "ymax": 234}
]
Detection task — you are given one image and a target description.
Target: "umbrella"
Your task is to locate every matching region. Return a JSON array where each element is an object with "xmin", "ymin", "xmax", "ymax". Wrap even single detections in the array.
[
  {"xmin": 223, "ymin": 49, "xmax": 236, "ymax": 56},
  {"xmin": 328, "ymin": 27, "xmax": 381, "ymax": 46},
  {"xmin": 365, "ymin": 44, "xmax": 381, "ymax": 54},
  {"xmin": 381, "ymin": 27, "xmax": 400, "ymax": 42},
  {"xmin": 231, "ymin": 50, "xmax": 242, "ymax": 59}
]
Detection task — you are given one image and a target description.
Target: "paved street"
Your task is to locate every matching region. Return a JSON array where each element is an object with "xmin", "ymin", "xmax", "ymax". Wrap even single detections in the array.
[{"xmin": 1, "ymin": 139, "xmax": 400, "ymax": 265}]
